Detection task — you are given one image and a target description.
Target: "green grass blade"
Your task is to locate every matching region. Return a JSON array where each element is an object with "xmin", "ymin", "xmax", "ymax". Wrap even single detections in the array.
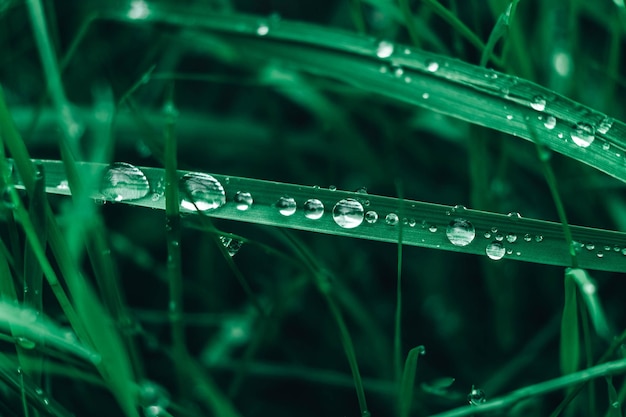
[
  {"xmin": 568, "ymin": 268, "xmax": 611, "ymax": 341},
  {"xmin": 399, "ymin": 345, "xmax": 426, "ymax": 417},
  {"xmin": 560, "ymin": 269, "xmax": 580, "ymax": 376}
]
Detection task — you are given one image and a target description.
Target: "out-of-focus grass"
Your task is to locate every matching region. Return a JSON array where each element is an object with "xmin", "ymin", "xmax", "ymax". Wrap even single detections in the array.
[{"xmin": 1, "ymin": 1, "xmax": 626, "ymax": 417}]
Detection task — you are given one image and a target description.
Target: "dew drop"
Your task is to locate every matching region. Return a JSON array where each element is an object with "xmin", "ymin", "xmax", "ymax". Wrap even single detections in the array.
[
  {"xmin": 385, "ymin": 213, "xmax": 399, "ymax": 226},
  {"xmin": 445, "ymin": 219, "xmax": 475, "ymax": 247},
  {"xmin": 392, "ymin": 66, "xmax": 404, "ymax": 77},
  {"xmin": 468, "ymin": 386, "xmax": 486, "ymax": 405},
  {"xmin": 425, "ymin": 60, "xmax": 439, "ymax": 72},
  {"xmin": 303, "ymin": 199, "xmax": 324, "ymax": 220},
  {"xmin": 376, "ymin": 40, "xmax": 394, "ymax": 58},
  {"xmin": 506, "ymin": 233, "xmax": 517, "ymax": 243},
  {"xmin": 100, "ymin": 162, "xmax": 150, "ymax": 202},
  {"xmin": 219, "ymin": 236, "xmax": 244, "ymax": 257},
  {"xmin": 179, "ymin": 172, "xmax": 226, "ymax": 212},
  {"xmin": 570, "ymin": 122, "xmax": 595, "ymax": 148},
  {"xmin": 428, "ymin": 225, "xmax": 438, "ymax": 233},
  {"xmin": 452, "ymin": 204, "xmax": 467, "ymax": 213},
  {"xmin": 365, "ymin": 210, "xmax": 378, "ymax": 224},
  {"xmin": 16, "ymin": 337, "xmax": 36, "ymax": 350},
  {"xmin": 256, "ymin": 23, "xmax": 269, "ymax": 36},
  {"xmin": 506, "ymin": 114, "xmax": 513, "ymax": 120},
  {"xmin": 277, "ymin": 196, "xmax": 297, "ymax": 216},
  {"xmin": 484, "ymin": 232, "xmax": 491, "ymax": 239},
  {"xmin": 233, "ymin": 191, "xmax": 253, "ymax": 211},
  {"xmin": 543, "ymin": 115, "xmax": 556, "ymax": 130},
  {"xmin": 597, "ymin": 251, "xmax": 604, "ymax": 258},
  {"xmin": 333, "ymin": 199, "xmax": 364, "ymax": 229},
  {"xmin": 408, "ymin": 218, "xmax": 416, "ymax": 227},
  {"xmin": 531, "ymin": 96, "xmax": 546, "ymax": 111},
  {"xmin": 356, "ymin": 187, "xmax": 368, "ymax": 194},
  {"xmin": 507, "ymin": 211, "xmax": 522, "ymax": 220},
  {"xmin": 486, "ymin": 242, "xmax": 505, "ymax": 260},
  {"xmin": 535, "ymin": 235, "xmax": 544, "ymax": 242},
  {"xmin": 495, "ymin": 234, "xmax": 504, "ymax": 242},
  {"xmin": 524, "ymin": 234, "xmax": 532, "ymax": 242},
  {"xmin": 585, "ymin": 243, "xmax": 595, "ymax": 250},
  {"xmin": 597, "ymin": 117, "xmax": 614, "ymax": 134},
  {"xmin": 329, "ymin": 185, "xmax": 337, "ymax": 191},
  {"xmin": 422, "ymin": 92, "xmax": 430, "ymax": 99},
  {"xmin": 603, "ymin": 142, "xmax": 611, "ymax": 151}
]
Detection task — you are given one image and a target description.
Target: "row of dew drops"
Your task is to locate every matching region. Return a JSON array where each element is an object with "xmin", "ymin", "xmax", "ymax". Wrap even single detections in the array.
[{"xmin": 94, "ymin": 164, "xmax": 571, "ymax": 262}]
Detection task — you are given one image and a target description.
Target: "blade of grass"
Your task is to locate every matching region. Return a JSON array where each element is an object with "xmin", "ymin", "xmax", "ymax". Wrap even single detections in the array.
[
  {"xmin": 393, "ymin": 182, "xmax": 404, "ymax": 386},
  {"xmin": 399, "ymin": 345, "xmax": 426, "ymax": 417},
  {"xmin": 560, "ymin": 270, "xmax": 580, "ymax": 376},
  {"xmin": 19, "ymin": 159, "xmax": 626, "ymax": 273}
]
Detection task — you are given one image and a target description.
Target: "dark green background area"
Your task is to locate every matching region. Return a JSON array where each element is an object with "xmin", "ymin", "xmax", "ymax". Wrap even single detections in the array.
[{"xmin": 1, "ymin": 1, "xmax": 626, "ymax": 416}]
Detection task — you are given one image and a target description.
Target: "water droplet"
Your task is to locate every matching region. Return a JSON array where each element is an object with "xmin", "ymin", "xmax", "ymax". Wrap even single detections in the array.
[
  {"xmin": 428, "ymin": 225, "xmax": 438, "ymax": 233},
  {"xmin": 16, "ymin": 337, "xmax": 36, "ymax": 349},
  {"xmin": 385, "ymin": 213, "xmax": 399, "ymax": 226},
  {"xmin": 404, "ymin": 76, "xmax": 412, "ymax": 84},
  {"xmin": 408, "ymin": 218, "xmax": 416, "ymax": 227},
  {"xmin": 376, "ymin": 40, "xmax": 394, "ymax": 58},
  {"xmin": 256, "ymin": 23, "xmax": 269, "ymax": 36},
  {"xmin": 179, "ymin": 172, "xmax": 226, "ymax": 212},
  {"xmin": 138, "ymin": 380, "xmax": 171, "ymax": 417},
  {"xmin": 333, "ymin": 199, "xmax": 364, "ymax": 229},
  {"xmin": 603, "ymin": 142, "xmax": 611, "ymax": 150},
  {"xmin": 233, "ymin": 191, "xmax": 253, "ymax": 211},
  {"xmin": 507, "ymin": 212, "xmax": 522, "ymax": 220},
  {"xmin": 468, "ymin": 386, "xmax": 486, "ymax": 405},
  {"xmin": 622, "ymin": 248, "xmax": 626, "ymax": 256},
  {"xmin": 583, "ymin": 282, "xmax": 596, "ymax": 295},
  {"xmin": 486, "ymin": 242, "xmax": 505, "ymax": 260},
  {"xmin": 328, "ymin": 185, "xmax": 337, "ymax": 191},
  {"xmin": 100, "ymin": 162, "xmax": 150, "ymax": 202},
  {"xmin": 597, "ymin": 251, "xmax": 604, "ymax": 258},
  {"xmin": 422, "ymin": 92, "xmax": 430, "ymax": 99},
  {"xmin": 506, "ymin": 114, "xmax": 513, "ymax": 120},
  {"xmin": 495, "ymin": 234, "xmax": 504, "ymax": 242},
  {"xmin": 365, "ymin": 210, "xmax": 378, "ymax": 224},
  {"xmin": 506, "ymin": 233, "xmax": 517, "ymax": 243},
  {"xmin": 484, "ymin": 232, "xmax": 491, "ymax": 239},
  {"xmin": 452, "ymin": 204, "xmax": 467, "ymax": 213},
  {"xmin": 425, "ymin": 60, "xmax": 439, "ymax": 72},
  {"xmin": 558, "ymin": 132, "xmax": 564, "ymax": 139},
  {"xmin": 356, "ymin": 187, "xmax": 368, "ymax": 194},
  {"xmin": 585, "ymin": 243, "xmax": 595, "ymax": 250},
  {"xmin": 219, "ymin": 236, "xmax": 244, "ymax": 257},
  {"xmin": 276, "ymin": 196, "xmax": 296, "ymax": 216},
  {"xmin": 531, "ymin": 96, "xmax": 546, "ymax": 111},
  {"xmin": 571, "ymin": 122, "xmax": 595, "ymax": 148},
  {"xmin": 303, "ymin": 199, "xmax": 324, "ymax": 220},
  {"xmin": 392, "ymin": 65, "xmax": 404, "ymax": 77},
  {"xmin": 524, "ymin": 234, "xmax": 532, "ymax": 242},
  {"xmin": 535, "ymin": 235, "xmax": 544, "ymax": 242},
  {"xmin": 543, "ymin": 115, "xmax": 556, "ymax": 129},
  {"xmin": 128, "ymin": 0, "xmax": 150, "ymax": 20},
  {"xmin": 445, "ymin": 219, "xmax": 475, "ymax": 247},
  {"xmin": 597, "ymin": 117, "xmax": 614, "ymax": 134}
]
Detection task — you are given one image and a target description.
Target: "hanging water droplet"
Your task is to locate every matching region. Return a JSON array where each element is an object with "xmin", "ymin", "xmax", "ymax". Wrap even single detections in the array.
[
  {"xmin": 376, "ymin": 40, "xmax": 394, "ymax": 58},
  {"xmin": 333, "ymin": 199, "xmax": 364, "ymax": 229},
  {"xmin": 530, "ymin": 96, "xmax": 547, "ymax": 111},
  {"xmin": 233, "ymin": 191, "xmax": 253, "ymax": 211},
  {"xmin": 303, "ymin": 199, "xmax": 324, "ymax": 220},
  {"xmin": 505, "ymin": 233, "xmax": 517, "ymax": 243},
  {"xmin": 543, "ymin": 115, "xmax": 556, "ymax": 130},
  {"xmin": 179, "ymin": 172, "xmax": 226, "ymax": 212},
  {"xmin": 468, "ymin": 386, "xmax": 486, "ymax": 405},
  {"xmin": 256, "ymin": 22, "xmax": 269, "ymax": 36},
  {"xmin": 364, "ymin": 210, "xmax": 378, "ymax": 224},
  {"xmin": 486, "ymin": 242, "xmax": 505, "ymax": 260},
  {"xmin": 385, "ymin": 213, "xmax": 399, "ymax": 226},
  {"xmin": 445, "ymin": 219, "xmax": 475, "ymax": 247},
  {"xmin": 276, "ymin": 196, "xmax": 296, "ymax": 216},
  {"xmin": 100, "ymin": 162, "xmax": 150, "ymax": 202},
  {"xmin": 452, "ymin": 204, "xmax": 467, "ymax": 213},
  {"xmin": 219, "ymin": 236, "xmax": 244, "ymax": 257},
  {"xmin": 597, "ymin": 117, "xmax": 614, "ymax": 134},
  {"xmin": 425, "ymin": 60, "xmax": 439, "ymax": 72},
  {"xmin": 570, "ymin": 122, "xmax": 595, "ymax": 148}
]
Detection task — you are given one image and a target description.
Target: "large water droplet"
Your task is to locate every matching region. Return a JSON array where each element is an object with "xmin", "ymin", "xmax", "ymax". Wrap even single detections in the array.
[
  {"xmin": 445, "ymin": 219, "xmax": 475, "ymax": 247},
  {"xmin": 179, "ymin": 172, "xmax": 226, "ymax": 212},
  {"xmin": 425, "ymin": 60, "xmax": 439, "ymax": 72},
  {"xmin": 530, "ymin": 96, "xmax": 546, "ymax": 111},
  {"xmin": 100, "ymin": 162, "xmax": 150, "ymax": 202},
  {"xmin": 332, "ymin": 198, "xmax": 364, "ymax": 229},
  {"xmin": 544, "ymin": 115, "xmax": 556, "ymax": 130},
  {"xmin": 376, "ymin": 41, "xmax": 394, "ymax": 58},
  {"xmin": 570, "ymin": 122, "xmax": 595, "ymax": 148},
  {"xmin": 468, "ymin": 386, "xmax": 486, "ymax": 405},
  {"xmin": 365, "ymin": 210, "xmax": 378, "ymax": 224},
  {"xmin": 486, "ymin": 242, "xmax": 505, "ymax": 260},
  {"xmin": 385, "ymin": 213, "xmax": 399, "ymax": 226},
  {"xmin": 303, "ymin": 199, "xmax": 324, "ymax": 220},
  {"xmin": 276, "ymin": 196, "xmax": 296, "ymax": 216},
  {"xmin": 234, "ymin": 191, "xmax": 253, "ymax": 211}
]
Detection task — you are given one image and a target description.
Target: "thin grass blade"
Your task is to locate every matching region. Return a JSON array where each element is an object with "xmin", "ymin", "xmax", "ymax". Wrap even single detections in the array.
[{"xmin": 560, "ymin": 270, "xmax": 580, "ymax": 376}]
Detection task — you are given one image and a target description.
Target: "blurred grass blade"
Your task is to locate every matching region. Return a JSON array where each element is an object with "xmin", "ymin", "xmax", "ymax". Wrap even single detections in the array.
[
  {"xmin": 560, "ymin": 270, "xmax": 580, "ymax": 376},
  {"xmin": 399, "ymin": 345, "xmax": 426, "ymax": 417},
  {"xmin": 567, "ymin": 268, "xmax": 612, "ymax": 341},
  {"xmin": 479, "ymin": 0, "xmax": 518, "ymax": 67},
  {"xmin": 606, "ymin": 376, "xmax": 622, "ymax": 417}
]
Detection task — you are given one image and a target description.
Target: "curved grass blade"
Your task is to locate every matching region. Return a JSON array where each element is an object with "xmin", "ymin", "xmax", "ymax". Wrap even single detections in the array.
[
  {"xmin": 560, "ymin": 271, "xmax": 580, "ymax": 376},
  {"xmin": 399, "ymin": 345, "xmax": 426, "ymax": 417},
  {"xmin": 16, "ymin": 159, "xmax": 626, "ymax": 273},
  {"xmin": 91, "ymin": 5, "xmax": 626, "ymax": 184}
]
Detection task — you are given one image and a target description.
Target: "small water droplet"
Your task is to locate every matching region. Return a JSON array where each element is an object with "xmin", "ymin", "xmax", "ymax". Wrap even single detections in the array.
[
  {"xmin": 276, "ymin": 196, "xmax": 297, "ymax": 216},
  {"xmin": 365, "ymin": 210, "xmax": 378, "ymax": 224},
  {"xmin": 425, "ymin": 60, "xmax": 439, "ymax": 72},
  {"xmin": 385, "ymin": 213, "xmax": 399, "ymax": 226},
  {"xmin": 543, "ymin": 115, "xmax": 557, "ymax": 129},
  {"xmin": 507, "ymin": 212, "xmax": 522, "ymax": 220},
  {"xmin": 530, "ymin": 96, "xmax": 546, "ymax": 111},
  {"xmin": 16, "ymin": 337, "xmax": 36, "ymax": 350},
  {"xmin": 558, "ymin": 132, "xmax": 564, "ymax": 139},
  {"xmin": 333, "ymin": 199, "xmax": 364, "ymax": 229},
  {"xmin": 256, "ymin": 23, "xmax": 269, "ymax": 36},
  {"xmin": 571, "ymin": 122, "xmax": 595, "ymax": 148},
  {"xmin": 597, "ymin": 117, "xmax": 614, "ymax": 134},
  {"xmin": 486, "ymin": 242, "xmax": 505, "ymax": 260},
  {"xmin": 100, "ymin": 162, "xmax": 150, "ymax": 202},
  {"xmin": 468, "ymin": 386, "xmax": 486, "ymax": 405},
  {"xmin": 445, "ymin": 219, "xmax": 475, "ymax": 247},
  {"xmin": 428, "ymin": 225, "xmax": 438, "ymax": 233},
  {"xmin": 408, "ymin": 218, "xmax": 416, "ymax": 227},
  {"xmin": 495, "ymin": 234, "xmax": 504, "ymax": 242},
  {"xmin": 233, "ymin": 191, "xmax": 253, "ymax": 211},
  {"xmin": 179, "ymin": 172, "xmax": 226, "ymax": 212},
  {"xmin": 585, "ymin": 243, "xmax": 595, "ymax": 250},
  {"xmin": 602, "ymin": 142, "xmax": 611, "ymax": 151},
  {"xmin": 422, "ymin": 92, "xmax": 430, "ymax": 99},
  {"xmin": 376, "ymin": 40, "xmax": 394, "ymax": 58},
  {"xmin": 356, "ymin": 187, "xmax": 368, "ymax": 194},
  {"xmin": 535, "ymin": 235, "xmax": 544, "ymax": 242},
  {"xmin": 303, "ymin": 199, "xmax": 324, "ymax": 220},
  {"xmin": 219, "ymin": 236, "xmax": 244, "ymax": 257},
  {"xmin": 328, "ymin": 185, "xmax": 337, "ymax": 191},
  {"xmin": 392, "ymin": 65, "xmax": 404, "ymax": 77},
  {"xmin": 524, "ymin": 234, "xmax": 532, "ymax": 242},
  {"xmin": 505, "ymin": 233, "xmax": 517, "ymax": 243},
  {"xmin": 506, "ymin": 114, "xmax": 513, "ymax": 120},
  {"xmin": 597, "ymin": 251, "xmax": 604, "ymax": 258}
]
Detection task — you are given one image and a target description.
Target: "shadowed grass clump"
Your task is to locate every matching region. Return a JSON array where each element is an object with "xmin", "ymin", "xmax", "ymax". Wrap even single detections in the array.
[{"xmin": 1, "ymin": 1, "xmax": 626, "ymax": 417}]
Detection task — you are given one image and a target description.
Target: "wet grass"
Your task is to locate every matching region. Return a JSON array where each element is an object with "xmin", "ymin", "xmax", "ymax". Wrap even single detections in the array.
[{"xmin": 1, "ymin": 1, "xmax": 626, "ymax": 416}]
